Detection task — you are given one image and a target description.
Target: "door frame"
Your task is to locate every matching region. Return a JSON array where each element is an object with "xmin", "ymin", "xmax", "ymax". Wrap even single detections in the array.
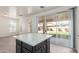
[{"xmin": 71, "ymin": 8, "xmax": 76, "ymax": 48}]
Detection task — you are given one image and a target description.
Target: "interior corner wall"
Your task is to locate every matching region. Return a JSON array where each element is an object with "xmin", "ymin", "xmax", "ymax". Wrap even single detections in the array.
[{"xmin": 31, "ymin": 16, "xmax": 38, "ymax": 33}]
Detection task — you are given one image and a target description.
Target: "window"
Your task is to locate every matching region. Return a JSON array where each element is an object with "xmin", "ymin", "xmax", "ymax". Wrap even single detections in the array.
[{"xmin": 9, "ymin": 20, "xmax": 16, "ymax": 32}]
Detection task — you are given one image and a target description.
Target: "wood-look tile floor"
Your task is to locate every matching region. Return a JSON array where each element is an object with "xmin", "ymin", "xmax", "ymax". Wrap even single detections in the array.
[
  {"xmin": 0, "ymin": 37, "xmax": 16, "ymax": 53},
  {"xmin": 0, "ymin": 37, "xmax": 75, "ymax": 53},
  {"xmin": 50, "ymin": 44, "xmax": 75, "ymax": 53}
]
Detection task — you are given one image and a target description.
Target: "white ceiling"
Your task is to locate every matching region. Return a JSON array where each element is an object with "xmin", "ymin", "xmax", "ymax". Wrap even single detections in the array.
[
  {"xmin": 0, "ymin": 6, "xmax": 9, "ymax": 16},
  {"xmin": 16, "ymin": 6, "xmax": 59, "ymax": 16},
  {"xmin": 0, "ymin": 6, "xmax": 59, "ymax": 17}
]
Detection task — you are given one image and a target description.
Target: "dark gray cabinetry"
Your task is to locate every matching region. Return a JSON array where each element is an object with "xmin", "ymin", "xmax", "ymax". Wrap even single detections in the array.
[
  {"xmin": 22, "ymin": 48, "xmax": 31, "ymax": 53},
  {"xmin": 16, "ymin": 39, "xmax": 21, "ymax": 53},
  {"xmin": 16, "ymin": 45, "xmax": 21, "ymax": 53},
  {"xmin": 16, "ymin": 38, "xmax": 50, "ymax": 53}
]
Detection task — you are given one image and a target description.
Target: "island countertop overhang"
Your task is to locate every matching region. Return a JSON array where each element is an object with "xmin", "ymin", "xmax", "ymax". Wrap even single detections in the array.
[{"xmin": 13, "ymin": 33, "xmax": 52, "ymax": 46}]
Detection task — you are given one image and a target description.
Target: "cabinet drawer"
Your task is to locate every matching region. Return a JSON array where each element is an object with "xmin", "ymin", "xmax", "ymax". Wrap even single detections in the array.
[
  {"xmin": 35, "ymin": 40, "xmax": 47, "ymax": 53},
  {"xmin": 22, "ymin": 48, "xmax": 31, "ymax": 53},
  {"xmin": 22, "ymin": 42, "xmax": 32, "ymax": 51},
  {"xmin": 16, "ymin": 45, "xmax": 21, "ymax": 53},
  {"xmin": 16, "ymin": 39, "xmax": 21, "ymax": 45}
]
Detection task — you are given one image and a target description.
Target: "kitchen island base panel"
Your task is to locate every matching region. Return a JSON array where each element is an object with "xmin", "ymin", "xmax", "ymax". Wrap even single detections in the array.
[{"xmin": 16, "ymin": 38, "xmax": 50, "ymax": 53}]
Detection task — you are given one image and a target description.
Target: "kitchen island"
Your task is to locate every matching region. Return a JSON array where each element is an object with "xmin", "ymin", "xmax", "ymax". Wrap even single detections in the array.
[{"xmin": 14, "ymin": 33, "xmax": 52, "ymax": 53}]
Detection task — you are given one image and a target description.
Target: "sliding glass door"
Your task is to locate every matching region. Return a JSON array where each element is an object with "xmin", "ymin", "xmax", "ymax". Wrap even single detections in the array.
[{"xmin": 38, "ymin": 9, "xmax": 74, "ymax": 48}]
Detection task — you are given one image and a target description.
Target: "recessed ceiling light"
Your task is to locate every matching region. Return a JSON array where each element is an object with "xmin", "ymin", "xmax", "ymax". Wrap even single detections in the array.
[
  {"xmin": 19, "ymin": 14, "xmax": 23, "ymax": 16},
  {"xmin": 40, "ymin": 6, "xmax": 45, "ymax": 8}
]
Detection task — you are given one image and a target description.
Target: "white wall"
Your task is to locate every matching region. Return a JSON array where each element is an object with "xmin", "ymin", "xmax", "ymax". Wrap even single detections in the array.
[
  {"xmin": 0, "ymin": 16, "xmax": 30, "ymax": 37},
  {"xmin": 75, "ymin": 7, "xmax": 79, "ymax": 52},
  {"xmin": 0, "ymin": 6, "xmax": 30, "ymax": 37},
  {"xmin": 0, "ymin": 16, "xmax": 17, "ymax": 37},
  {"xmin": 18, "ymin": 16, "xmax": 29, "ymax": 34}
]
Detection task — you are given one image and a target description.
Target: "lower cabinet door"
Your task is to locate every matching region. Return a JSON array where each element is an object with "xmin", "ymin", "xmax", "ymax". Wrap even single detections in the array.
[
  {"xmin": 35, "ymin": 41, "xmax": 47, "ymax": 53},
  {"xmin": 16, "ymin": 45, "xmax": 21, "ymax": 53},
  {"xmin": 22, "ymin": 48, "xmax": 31, "ymax": 53}
]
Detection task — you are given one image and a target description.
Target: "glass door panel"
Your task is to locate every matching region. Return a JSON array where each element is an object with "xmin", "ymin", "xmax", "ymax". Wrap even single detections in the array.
[
  {"xmin": 55, "ymin": 11, "xmax": 72, "ymax": 47},
  {"xmin": 46, "ymin": 16, "xmax": 57, "ymax": 44},
  {"xmin": 46, "ymin": 17, "xmax": 57, "ymax": 38},
  {"xmin": 38, "ymin": 16, "xmax": 44, "ymax": 34},
  {"xmin": 38, "ymin": 22, "xmax": 43, "ymax": 33},
  {"xmin": 46, "ymin": 11, "xmax": 73, "ymax": 48}
]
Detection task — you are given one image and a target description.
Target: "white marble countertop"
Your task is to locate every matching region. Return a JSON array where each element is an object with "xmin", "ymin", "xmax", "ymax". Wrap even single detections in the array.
[{"xmin": 13, "ymin": 33, "xmax": 52, "ymax": 46}]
